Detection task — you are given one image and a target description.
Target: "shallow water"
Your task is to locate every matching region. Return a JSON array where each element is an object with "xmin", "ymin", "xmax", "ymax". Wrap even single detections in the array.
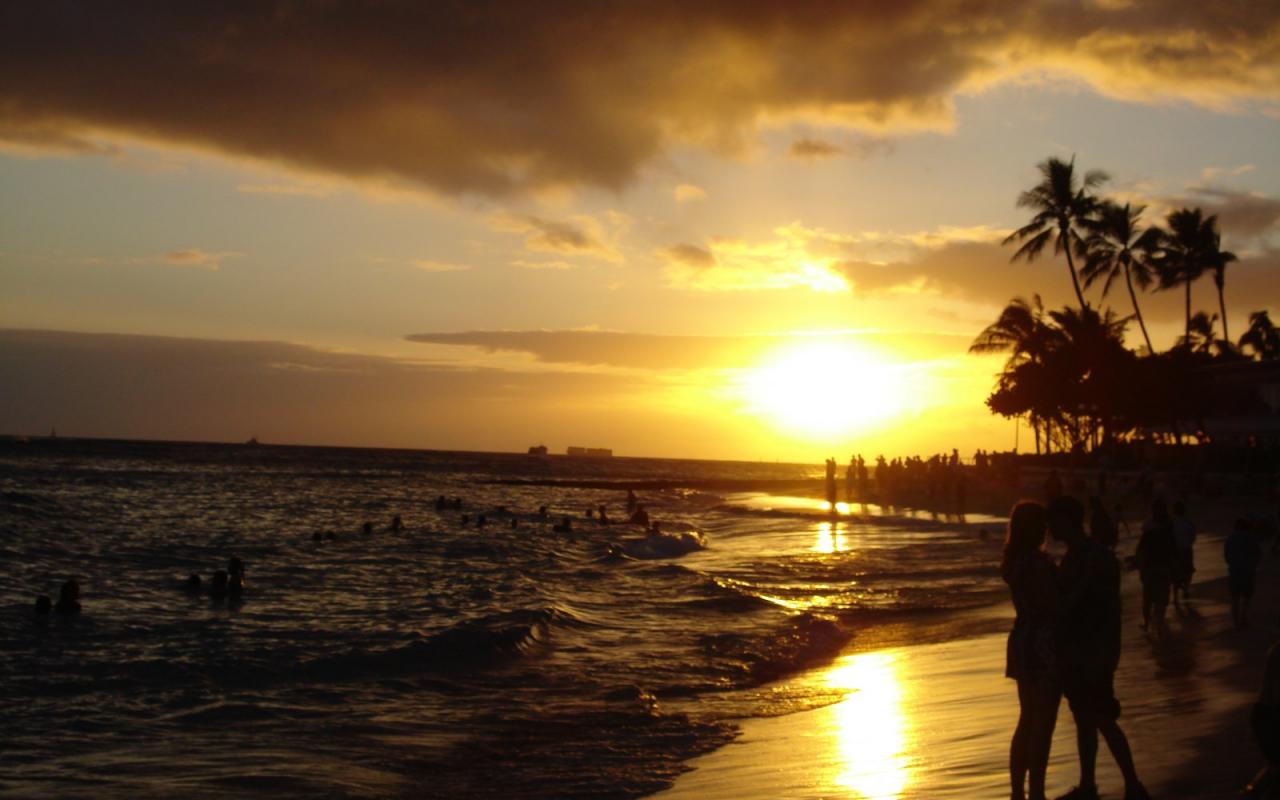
[{"xmin": 0, "ymin": 439, "xmax": 1005, "ymax": 797}]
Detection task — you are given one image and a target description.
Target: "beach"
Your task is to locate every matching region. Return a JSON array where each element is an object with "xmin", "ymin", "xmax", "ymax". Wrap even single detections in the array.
[{"xmin": 659, "ymin": 503, "xmax": 1278, "ymax": 799}]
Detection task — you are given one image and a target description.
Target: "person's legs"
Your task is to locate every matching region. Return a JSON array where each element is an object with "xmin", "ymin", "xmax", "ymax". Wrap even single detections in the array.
[
  {"xmin": 1098, "ymin": 718, "xmax": 1141, "ymax": 789},
  {"xmin": 1012, "ymin": 681, "xmax": 1033, "ymax": 800},
  {"xmin": 1029, "ymin": 686, "xmax": 1060, "ymax": 800},
  {"xmin": 1074, "ymin": 709, "xmax": 1100, "ymax": 791}
]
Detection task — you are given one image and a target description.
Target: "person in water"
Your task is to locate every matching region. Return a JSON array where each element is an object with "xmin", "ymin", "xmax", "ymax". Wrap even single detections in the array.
[
  {"xmin": 390, "ymin": 514, "xmax": 404, "ymax": 533},
  {"xmin": 55, "ymin": 579, "xmax": 82, "ymax": 615},
  {"xmin": 1002, "ymin": 500, "xmax": 1057, "ymax": 800},
  {"xmin": 209, "ymin": 570, "xmax": 229, "ymax": 600},
  {"xmin": 34, "ymin": 595, "xmax": 52, "ymax": 615},
  {"xmin": 1048, "ymin": 496, "xmax": 1147, "ymax": 800},
  {"xmin": 626, "ymin": 490, "xmax": 638, "ymax": 515},
  {"xmin": 361, "ymin": 521, "xmax": 374, "ymax": 536},
  {"xmin": 553, "ymin": 516, "xmax": 573, "ymax": 533},
  {"xmin": 629, "ymin": 504, "xmax": 650, "ymax": 527},
  {"xmin": 227, "ymin": 557, "xmax": 245, "ymax": 599},
  {"xmin": 183, "ymin": 574, "xmax": 203, "ymax": 594},
  {"xmin": 597, "ymin": 505, "xmax": 609, "ymax": 525}
]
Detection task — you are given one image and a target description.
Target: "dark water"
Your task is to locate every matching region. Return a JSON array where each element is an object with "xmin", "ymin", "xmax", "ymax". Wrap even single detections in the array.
[{"xmin": 0, "ymin": 439, "xmax": 1007, "ymax": 798}]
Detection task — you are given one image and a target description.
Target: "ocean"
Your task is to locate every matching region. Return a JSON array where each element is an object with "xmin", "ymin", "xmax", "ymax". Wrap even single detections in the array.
[{"xmin": 0, "ymin": 439, "xmax": 1009, "ymax": 798}]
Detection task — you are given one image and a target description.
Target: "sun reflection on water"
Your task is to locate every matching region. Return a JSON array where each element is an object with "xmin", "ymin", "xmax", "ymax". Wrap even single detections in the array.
[
  {"xmin": 824, "ymin": 651, "xmax": 912, "ymax": 798},
  {"xmin": 814, "ymin": 520, "xmax": 848, "ymax": 554}
]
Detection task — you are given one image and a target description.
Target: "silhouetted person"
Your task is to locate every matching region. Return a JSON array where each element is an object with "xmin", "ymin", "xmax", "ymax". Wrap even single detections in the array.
[
  {"xmin": 227, "ymin": 557, "xmax": 245, "ymax": 599},
  {"xmin": 598, "ymin": 505, "xmax": 609, "ymax": 524},
  {"xmin": 1088, "ymin": 497, "xmax": 1118, "ymax": 553},
  {"xmin": 476, "ymin": 514, "xmax": 488, "ymax": 528},
  {"xmin": 824, "ymin": 457, "xmax": 837, "ymax": 508},
  {"xmin": 845, "ymin": 457, "xmax": 856, "ymax": 504},
  {"xmin": 435, "ymin": 495, "xmax": 447, "ymax": 511},
  {"xmin": 183, "ymin": 574, "xmax": 203, "ymax": 594},
  {"xmin": 956, "ymin": 473, "xmax": 968, "ymax": 520},
  {"xmin": 54, "ymin": 579, "xmax": 81, "ymax": 615},
  {"xmin": 312, "ymin": 531, "xmax": 323, "ymax": 543},
  {"xmin": 626, "ymin": 490, "xmax": 638, "ymax": 514},
  {"xmin": 210, "ymin": 570, "xmax": 229, "ymax": 600},
  {"xmin": 538, "ymin": 505, "xmax": 549, "ymax": 521},
  {"xmin": 1044, "ymin": 469, "xmax": 1063, "ymax": 503},
  {"xmin": 34, "ymin": 595, "xmax": 52, "ymax": 615},
  {"xmin": 1002, "ymin": 500, "xmax": 1057, "ymax": 800},
  {"xmin": 361, "ymin": 521, "xmax": 373, "ymax": 536},
  {"xmin": 629, "ymin": 504, "xmax": 649, "ymax": 527},
  {"xmin": 1137, "ymin": 499, "xmax": 1176, "ymax": 634},
  {"xmin": 390, "ymin": 514, "xmax": 404, "ymax": 533},
  {"xmin": 1226, "ymin": 518, "xmax": 1263, "ymax": 629},
  {"xmin": 1048, "ymin": 496, "xmax": 1148, "ymax": 800},
  {"xmin": 1246, "ymin": 642, "xmax": 1280, "ymax": 797},
  {"xmin": 511, "ymin": 518, "xmax": 519, "ymax": 530},
  {"xmin": 1171, "ymin": 500, "xmax": 1196, "ymax": 610}
]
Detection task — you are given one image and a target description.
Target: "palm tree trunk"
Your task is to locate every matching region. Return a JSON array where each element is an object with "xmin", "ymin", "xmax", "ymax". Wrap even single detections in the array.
[
  {"xmin": 1124, "ymin": 264, "xmax": 1154, "ymax": 353},
  {"xmin": 1217, "ymin": 273, "xmax": 1229, "ymax": 342},
  {"xmin": 1061, "ymin": 224, "xmax": 1088, "ymax": 309},
  {"xmin": 1184, "ymin": 282, "xmax": 1192, "ymax": 340}
]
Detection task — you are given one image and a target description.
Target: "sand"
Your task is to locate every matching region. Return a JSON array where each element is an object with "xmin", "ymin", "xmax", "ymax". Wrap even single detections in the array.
[{"xmin": 658, "ymin": 505, "xmax": 1278, "ymax": 799}]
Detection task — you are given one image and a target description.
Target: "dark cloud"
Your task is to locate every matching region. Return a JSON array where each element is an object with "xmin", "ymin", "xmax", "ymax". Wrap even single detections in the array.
[
  {"xmin": 405, "ymin": 329, "xmax": 972, "ymax": 369},
  {"xmin": 2, "ymin": 2, "xmax": 1276, "ymax": 196},
  {"xmin": 660, "ymin": 244, "xmax": 717, "ymax": 268},
  {"xmin": 788, "ymin": 138, "xmax": 845, "ymax": 160},
  {"xmin": 1174, "ymin": 187, "xmax": 1280, "ymax": 239}
]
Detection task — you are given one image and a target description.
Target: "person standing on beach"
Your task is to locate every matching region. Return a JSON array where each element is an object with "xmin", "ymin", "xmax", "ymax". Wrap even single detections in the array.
[
  {"xmin": 1225, "ymin": 519, "xmax": 1263, "ymax": 629},
  {"xmin": 1170, "ymin": 500, "xmax": 1196, "ymax": 611},
  {"xmin": 1049, "ymin": 496, "xmax": 1148, "ymax": 800},
  {"xmin": 1002, "ymin": 500, "xmax": 1059, "ymax": 800},
  {"xmin": 825, "ymin": 457, "xmax": 837, "ymax": 509},
  {"xmin": 1137, "ymin": 499, "xmax": 1177, "ymax": 635}
]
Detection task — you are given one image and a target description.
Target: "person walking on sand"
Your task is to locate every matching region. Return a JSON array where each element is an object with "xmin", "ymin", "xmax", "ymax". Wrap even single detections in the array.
[
  {"xmin": 1137, "ymin": 499, "xmax": 1177, "ymax": 635},
  {"xmin": 1002, "ymin": 500, "xmax": 1059, "ymax": 800},
  {"xmin": 1171, "ymin": 500, "xmax": 1196, "ymax": 611},
  {"xmin": 1048, "ymin": 496, "xmax": 1149, "ymax": 800},
  {"xmin": 1226, "ymin": 518, "xmax": 1263, "ymax": 629},
  {"xmin": 825, "ymin": 457, "xmax": 838, "ymax": 509}
]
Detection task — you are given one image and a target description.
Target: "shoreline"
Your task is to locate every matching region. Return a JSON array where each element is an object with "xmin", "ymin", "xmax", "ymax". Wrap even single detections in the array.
[{"xmin": 657, "ymin": 498, "xmax": 1280, "ymax": 799}]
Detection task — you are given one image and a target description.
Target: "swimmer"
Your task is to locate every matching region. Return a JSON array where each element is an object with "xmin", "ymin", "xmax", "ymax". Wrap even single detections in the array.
[
  {"xmin": 312, "ymin": 531, "xmax": 323, "ymax": 543},
  {"xmin": 586, "ymin": 508, "xmax": 595, "ymax": 519},
  {"xmin": 390, "ymin": 514, "xmax": 404, "ymax": 533},
  {"xmin": 477, "ymin": 514, "xmax": 488, "ymax": 528},
  {"xmin": 227, "ymin": 557, "xmax": 245, "ymax": 599},
  {"xmin": 598, "ymin": 505, "xmax": 609, "ymax": 525},
  {"xmin": 210, "ymin": 570, "xmax": 229, "ymax": 600},
  {"xmin": 54, "ymin": 579, "xmax": 81, "ymax": 614},
  {"xmin": 435, "ymin": 495, "xmax": 447, "ymax": 510},
  {"xmin": 183, "ymin": 573, "xmax": 203, "ymax": 593},
  {"xmin": 629, "ymin": 504, "xmax": 650, "ymax": 527},
  {"xmin": 34, "ymin": 595, "xmax": 52, "ymax": 615},
  {"xmin": 538, "ymin": 505, "xmax": 549, "ymax": 520}
]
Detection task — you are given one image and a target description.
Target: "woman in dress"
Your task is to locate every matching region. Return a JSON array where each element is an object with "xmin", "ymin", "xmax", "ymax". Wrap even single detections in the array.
[{"xmin": 1003, "ymin": 500, "xmax": 1059, "ymax": 800}]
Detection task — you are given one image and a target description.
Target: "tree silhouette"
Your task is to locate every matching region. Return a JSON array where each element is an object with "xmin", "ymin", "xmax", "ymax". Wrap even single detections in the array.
[
  {"xmin": 1004, "ymin": 156, "xmax": 1108, "ymax": 310},
  {"xmin": 1081, "ymin": 200, "xmax": 1163, "ymax": 353},
  {"xmin": 1239, "ymin": 310, "xmax": 1280, "ymax": 360}
]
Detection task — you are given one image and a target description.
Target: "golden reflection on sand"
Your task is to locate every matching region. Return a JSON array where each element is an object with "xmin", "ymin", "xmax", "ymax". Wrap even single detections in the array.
[{"xmin": 824, "ymin": 652, "xmax": 913, "ymax": 798}]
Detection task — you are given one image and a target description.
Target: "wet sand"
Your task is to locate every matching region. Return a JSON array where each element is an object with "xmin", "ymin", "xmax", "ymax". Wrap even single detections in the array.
[{"xmin": 659, "ymin": 505, "xmax": 1278, "ymax": 799}]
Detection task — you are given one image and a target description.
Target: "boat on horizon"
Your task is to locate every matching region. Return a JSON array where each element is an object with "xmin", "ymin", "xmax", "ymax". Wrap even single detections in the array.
[
  {"xmin": 527, "ymin": 444, "xmax": 548, "ymax": 456},
  {"xmin": 566, "ymin": 446, "xmax": 612, "ymax": 458}
]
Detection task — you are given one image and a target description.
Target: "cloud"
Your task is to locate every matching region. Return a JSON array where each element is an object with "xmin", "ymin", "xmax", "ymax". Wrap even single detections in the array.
[
  {"xmin": 1173, "ymin": 187, "xmax": 1280, "ymax": 240},
  {"xmin": 2, "ymin": 2, "xmax": 1276, "ymax": 196},
  {"xmin": 161, "ymin": 249, "xmax": 242, "ymax": 270},
  {"xmin": 510, "ymin": 259, "xmax": 576, "ymax": 270},
  {"xmin": 411, "ymin": 260, "xmax": 471, "ymax": 273},
  {"xmin": 674, "ymin": 183, "xmax": 707, "ymax": 203},
  {"xmin": 405, "ymin": 329, "xmax": 971, "ymax": 370},
  {"xmin": 788, "ymin": 138, "xmax": 845, "ymax": 160},
  {"xmin": 488, "ymin": 211, "xmax": 626, "ymax": 261},
  {"xmin": 658, "ymin": 222, "xmax": 1019, "ymax": 297}
]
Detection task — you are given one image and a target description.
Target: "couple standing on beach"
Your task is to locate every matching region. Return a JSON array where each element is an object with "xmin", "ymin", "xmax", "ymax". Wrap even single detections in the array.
[{"xmin": 1003, "ymin": 496, "xmax": 1151, "ymax": 800}]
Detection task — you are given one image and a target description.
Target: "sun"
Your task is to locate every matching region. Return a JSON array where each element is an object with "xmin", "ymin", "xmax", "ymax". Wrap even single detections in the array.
[{"xmin": 739, "ymin": 339, "xmax": 908, "ymax": 438}]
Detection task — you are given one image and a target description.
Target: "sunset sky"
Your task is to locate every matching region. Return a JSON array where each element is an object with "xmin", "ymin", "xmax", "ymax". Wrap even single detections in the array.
[{"xmin": 2, "ymin": 2, "xmax": 1278, "ymax": 461}]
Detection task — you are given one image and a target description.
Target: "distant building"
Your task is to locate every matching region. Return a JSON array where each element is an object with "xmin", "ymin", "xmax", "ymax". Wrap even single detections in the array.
[{"xmin": 527, "ymin": 444, "xmax": 548, "ymax": 456}]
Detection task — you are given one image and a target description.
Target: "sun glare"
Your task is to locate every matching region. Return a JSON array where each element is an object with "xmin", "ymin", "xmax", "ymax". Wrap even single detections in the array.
[
  {"xmin": 825, "ymin": 651, "xmax": 913, "ymax": 798},
  {"xmin": 740, "ymin": 340, "xmax": 908, "ymax": 438}
]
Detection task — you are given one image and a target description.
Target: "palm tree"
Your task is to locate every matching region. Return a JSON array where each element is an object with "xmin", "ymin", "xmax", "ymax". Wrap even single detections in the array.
[
  {"xmin": 1239, "ymin": 310, "xmax": 1280, "ymax": 360},
  {"xmin": 1157, "ymin": 208, "xmax": 1209, "ymax": 341},
  {"xmin": 1176, "ymin": 311, "xmax": 1220, "ymax": 355},
  {"xmin": 1081, "ymin": 200, "xmax": 1163, "ymax": 353},
  {"xmin": 1203, "ymin": 222, "xmax": 1238, "ymax": 342},
  {"xmin": 968, "ymin": 294, "xmax": 1051, "ymax": 369},
  {"xmin": 1004, "ymin": 156, "xmax": 1108, "ymax": 310}
]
